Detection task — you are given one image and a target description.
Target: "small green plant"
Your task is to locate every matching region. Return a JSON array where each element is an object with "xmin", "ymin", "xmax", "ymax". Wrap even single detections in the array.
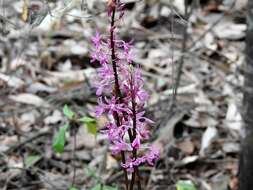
[
  {"xmin": 85, "ymin": 166, "xmax": 118, "ymax": 190},
  {"xmin": 63, "ymin": 104, "xmax": 75, "ymax": 120},
  {"xmin": 53, "ymin": 104, "xmax": 98, "ymax": 189},
  {"xmin": 176, "ymin": 180, "xmax": 197, "ymax": 190},
  {"xmin": 69, "ymin": 187, "xmax": 79, "ymax": 190},
  {"xmin": 53, "ymin": 124, "xmax": 69, "ymax": 153},
  {"xmin": 79, "ymin": 116, "xmax": 97, "ymax": 136},
  {"xmin": 25, "ymin": 155, "xmax": 41, "ymax": 168},
  {"xmin": 91, "ymin": 184, "xmax": 117, "ymax": 190},
  {"xmin": 53, "ymin": 105, "xmax": 117, "ymax": 190},
  {"xmin": 53, "ymin": 104, "xmax": 97, "ymax": 154}
]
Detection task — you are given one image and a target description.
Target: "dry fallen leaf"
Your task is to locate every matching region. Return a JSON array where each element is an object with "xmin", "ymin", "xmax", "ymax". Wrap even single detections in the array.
[
  {"xmin": 222, "ymin": 142, "xmax": 240, "ymax": 154},
  {"xmin": 9, "ymin": 93, "xmax": 49, "ymax": 107},
  {"xmin": 180, "ymin": 155, "xmax": 198, "ymax": 165},
  {"xmin": 177, "ymin": 138, "xmax": 195, "ymax": 155},
  {"xmin": 214, "ymin": 20, "xmax": 246, "ymax": 40},
  {"xmin": 21, "ymin": 0, "xmax": 29, "ymax": 22},
  {"xmin": 44, "ymin": 110, "xmax": 63, "ymax": 125},
  {"xmin": 199, "ymin": 127, "xmax": 218, "ymax": 156},
  {"xmin": 0, "ymin": 136, "xmax": 18, "ymax": 152},
  {"xmin": 19, "ymin": 111, "xmax": 38, "ymax": 132},
  {"xmin": 0, "ymin": 73, "xmax": 25, "ymax": 88},
  {"xmin": 67, "ymin": 124, "xmax": 96, "ymax": 149},
  {"xmin": 27, "ymin": 82, "xmax": 57, "ymax": 94},
  {"xmin": 225, "ymin": 101, "xmax": 242, "ymax": 132},
  {"xmin": 106, "ymin": 154, "xmax": 118, "ymax": 170}
]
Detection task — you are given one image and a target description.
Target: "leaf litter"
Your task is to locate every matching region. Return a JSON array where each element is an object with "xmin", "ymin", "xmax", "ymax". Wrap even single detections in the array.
[{"xmin": 0, "ymin": 0, "xmax": 245, "ymax": 190}]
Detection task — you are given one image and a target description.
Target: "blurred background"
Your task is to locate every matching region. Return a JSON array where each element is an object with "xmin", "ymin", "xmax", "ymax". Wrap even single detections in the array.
[{"xmin": 0, "ymin": 0, "xmax": 247, "ymax": 189}]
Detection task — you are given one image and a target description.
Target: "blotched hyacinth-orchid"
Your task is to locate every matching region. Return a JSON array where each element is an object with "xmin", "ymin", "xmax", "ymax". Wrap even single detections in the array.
[{"xmin": 90, "ymin": 0, "xmax": 159, "ymax": 189}]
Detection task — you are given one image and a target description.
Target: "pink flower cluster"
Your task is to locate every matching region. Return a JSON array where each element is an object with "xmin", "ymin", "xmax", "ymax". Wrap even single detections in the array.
[{"xmin": 90, "ymin": 0, "xmax": 159, "ymax": 173}]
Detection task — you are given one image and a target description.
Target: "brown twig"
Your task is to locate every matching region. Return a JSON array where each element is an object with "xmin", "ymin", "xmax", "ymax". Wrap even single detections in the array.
[
  {"xmin": 172, "ymin": 0, "xmax": 191, "ymax": 106},
  {"xmin": 189, "ymin": 0, "xmax": 236, "ymax": 51},
  {"xmin": 4, "ymin": 130, "xmax": 51, "ymax": 154},
  {"xmin": 172, "ymin": 0, "xmax": 236, "ymax": 96}
]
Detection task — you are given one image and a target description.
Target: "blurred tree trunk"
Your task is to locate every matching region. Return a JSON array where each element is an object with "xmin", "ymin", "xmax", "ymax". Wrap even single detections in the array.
[{"xmin": 238, "ymin": 1, "xmax": 253, "ymax": 190}]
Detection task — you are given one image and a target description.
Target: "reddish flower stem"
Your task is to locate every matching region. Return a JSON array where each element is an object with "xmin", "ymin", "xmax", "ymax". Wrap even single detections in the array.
[
  {"xmin": 110, "ymin": 1, "xmax": 142, "ymax": 190},
  {"xmin": 129, "ymin": 73, "xmax": 142, "ymax": 190},
  {"xmin": 110, "ymin": 1, "xmax": 129, "ymax": 189}
]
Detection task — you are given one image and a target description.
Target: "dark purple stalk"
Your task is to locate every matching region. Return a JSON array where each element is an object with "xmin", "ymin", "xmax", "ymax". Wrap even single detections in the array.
[
  {"xmin": 129, "ymin": 73, "xmax": 142, "ymax": 190},
  {"xmin": 91, "ymin": 1, "xmax": 159, "ymax": 189},
  {"xmin": 110, "ymin": 1, "xmax": 129, "ymax": 189}
]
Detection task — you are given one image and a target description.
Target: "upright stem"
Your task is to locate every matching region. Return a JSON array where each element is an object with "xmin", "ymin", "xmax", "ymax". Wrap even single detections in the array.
[
  {"xmin": 71, "ymin": 122, "xmax": 78, "ymax": 188},
  {"xmin": 110, "ymin": 1, "xmax": 121, "ymax": 97},
  {"xmin": 129, "ymin": 73, "xmax": 142, "ymax": 190},
  {"xmin": 172, "ymin": 0, "xmax": 189, "ymax": 105},
  {"xmin": 110, "ymin": 1, "xmax": 129, "ymax": 189}
]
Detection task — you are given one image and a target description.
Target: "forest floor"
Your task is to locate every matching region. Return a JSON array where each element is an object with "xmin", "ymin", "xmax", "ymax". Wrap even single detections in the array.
[{"xmin": 0, "ymin": 0, "xmax": 247, "ymax": 189}]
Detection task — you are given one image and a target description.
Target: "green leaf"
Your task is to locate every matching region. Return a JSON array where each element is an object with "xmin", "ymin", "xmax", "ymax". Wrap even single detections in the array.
[
  {"xmin": 80, "ymin": 116, "xmax": 97, "ymax": 136},
  {"xmin": 91, "ymin": 184, "xmax": 117, "ymax": 190},
  {"xmin": 103, "ymin": 186, "xmax": 117, "ymax": 190},
  {"xmin": 86, "ymin": 122, "xmax": 97, "ymax": 136},
  {"xmin": 53, "ymin": 124, "xmax": 69, "ymax": 153},
  {"xmin": 69, "ymin": 187, "xmax": 79, "ymax": 190},
  {"xmin": 176, "ymin": 180, "xmax": 197, "ymax": 190},
  {"xmin": 79, "ymin": 116, "xmax": 96, "ymax": 123},
  {"xmin": 63, "ymin": 104, "xmax": 75, "ymax": 120},
  {"xmin": 91, "ymin": 184, "xmax": 101, "ymax": 190},
  {"xmin": 25, "ymin": 155, "xmax": 41, "ymax": 168}
]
